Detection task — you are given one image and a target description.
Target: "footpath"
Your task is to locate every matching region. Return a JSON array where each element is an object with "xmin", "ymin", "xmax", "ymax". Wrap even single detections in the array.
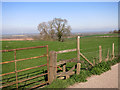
[{"xmin": 69, "ymin": 63, "xmax": 119, "ymax": 88}]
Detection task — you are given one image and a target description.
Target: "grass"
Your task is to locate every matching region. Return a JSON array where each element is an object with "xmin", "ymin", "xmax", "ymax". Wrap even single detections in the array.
[
  {"xmin": 1, "ymin": 33, "xmax": 118, "ymax": 89},
  {"xmin": 44, "ymin": 58, "xmax": 120, "ymax": 88}
]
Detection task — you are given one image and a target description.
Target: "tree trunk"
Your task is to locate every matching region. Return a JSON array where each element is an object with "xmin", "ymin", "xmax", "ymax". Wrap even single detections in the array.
[{"xmin": 58, "ymin": 35, "xmax": 62, "ymax": 41}]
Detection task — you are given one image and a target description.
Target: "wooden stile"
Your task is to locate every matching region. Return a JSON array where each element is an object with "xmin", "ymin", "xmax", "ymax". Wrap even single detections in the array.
[
  {"xmin": 56, "ymin": 71, "xmax": 75, "ymax": 77},
  {"xmin": 57, "ymin": 66, "xmax": 63, "ymax": 70},
  {"xmin": 56, "ymin": 66, "xmax": 75, "ymax": 76},
  {"xmin": 66, "ymin": 75, "xmax": 70, "ymax": 79},
  {"xmin": 63, "ymin": 63, "xmax": 69, "ymax": 79},
  {"xmin": 57, "ymin": 58, "xmax": 77, "ymax": 65}
]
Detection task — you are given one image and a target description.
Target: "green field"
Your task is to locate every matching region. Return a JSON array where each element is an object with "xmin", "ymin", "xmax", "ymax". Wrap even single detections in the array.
[{"xmin": 1, "ymin": 34, "xmax": 118, "ymax": 89}]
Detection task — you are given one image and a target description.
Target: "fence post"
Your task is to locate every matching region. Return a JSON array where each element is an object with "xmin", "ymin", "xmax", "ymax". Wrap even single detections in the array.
[
  {"xmin": 93, "ymin": 59, "xmax": 95, "ymax": 66},
  {"xmin": 77, "ymin": 63, "xmax": 81, "ymax": 74},
  {"xmin": 76, "ymin": 36, "xmax": 80, "ymax": 75},
  {"xmin": 49, "ymin": 51, "xmax": 57, "ymax": 84},
  {"xmin": 99, "ymin": 45, "xmax": 102, "ymax": 63},
  {"xmin": 105, "ymin": 49, "xmax": 109, "ymax": 61},
  {"xmin": 112, "ymin": 43, "xmax": 114, "ymax": 59}
]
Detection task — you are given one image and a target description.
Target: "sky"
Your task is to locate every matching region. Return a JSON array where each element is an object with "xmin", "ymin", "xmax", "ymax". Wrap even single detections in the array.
[{"xmin": 2, "ymin": 2, "xmax": 118, "ymax": 34}]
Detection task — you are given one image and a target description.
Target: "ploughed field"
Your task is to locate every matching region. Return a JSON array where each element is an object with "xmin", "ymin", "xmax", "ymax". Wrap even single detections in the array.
[{"xmin": 1, "ymin": 34, "xmax": 118, "ymax": 88}]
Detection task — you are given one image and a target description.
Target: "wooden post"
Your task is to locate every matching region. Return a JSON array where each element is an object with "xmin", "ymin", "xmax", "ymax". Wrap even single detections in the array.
[
  {"xmin": 105, "ymin": 49, "xmax": 109, "ymax": 61},
  {"xmin": 77, "ymin": 36, "xmax": 80, "ymax": 61},
  {"xmin": 63, "ymin": 64, "xmax": 66, "ymax": 72},
  {"xmin": 76, "ymin": 63, "xmax": 81, "ymax": 75},
  {"xmin": 66, "ymin": 75, "xmax": 70, "ymax": 79},
  {"xmin": 77, "ymin": 36, "xmax": 80, "ymax": 75},
  {"xmin": 93, "ymin": 59, "xmax": 95, "ymax": 66},
  {"xmin": 112, "ymin": 43, "xmax": 114, "ymax": 59},
  {"xmin": 63, "ymin": 63, "xmax": 68, "ymax": 79},
  {"xmin": 49, "ymin": 51, "xmax": 57, "ymax": 84},
  {"xmin": 99, "ymin": 46, "xmax": 102, "ymax": 63}
]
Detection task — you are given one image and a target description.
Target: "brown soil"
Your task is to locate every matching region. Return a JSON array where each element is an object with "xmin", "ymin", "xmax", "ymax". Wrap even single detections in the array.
[{"xmin": 0, "ymin": 38, "xmax": 34, "ymax": 41}]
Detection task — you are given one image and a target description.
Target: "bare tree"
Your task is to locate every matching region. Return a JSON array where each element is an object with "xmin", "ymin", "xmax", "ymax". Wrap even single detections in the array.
[
  {"xmin": 38, "ymin": 18, "xmax": 71, "ymax": 41},
  {"xmin": 38, "ymin": 22, "xmax": 50, "ymax": 40},
  {"xmin": 52, "ymin": 18, "xmax": 71, "ymax": 41},
  {"xmin": 48, "ymin": 21, "xmax": 56, "ymax": 39},
  {"xmin": 113, "ymin": 30, "xmax": 118, "ymax": 33}
]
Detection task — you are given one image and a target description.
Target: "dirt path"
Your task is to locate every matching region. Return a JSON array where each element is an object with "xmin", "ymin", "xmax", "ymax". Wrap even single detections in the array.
[{"xmin": 68, "ymin": 63, "xmax": 119, "ymax": 88}]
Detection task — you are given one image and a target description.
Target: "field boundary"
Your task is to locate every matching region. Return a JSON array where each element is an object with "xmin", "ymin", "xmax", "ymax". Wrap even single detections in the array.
[
  {"xmin": 1, "ymin": 36, "xmax": 117, "ymax": 89},
  {"xmin": 48, "ymin": 36, "xmax": 116, "ymax": 84}
]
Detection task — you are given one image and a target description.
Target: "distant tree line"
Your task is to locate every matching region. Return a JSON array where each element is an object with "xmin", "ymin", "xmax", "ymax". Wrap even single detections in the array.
[
  {"xmin": 109, "ymin": 29, "xmax": 120, "ymax": 33},
  {"xmin": 37, "ymin": 18, "xmax": 71, "ymax": 42}
]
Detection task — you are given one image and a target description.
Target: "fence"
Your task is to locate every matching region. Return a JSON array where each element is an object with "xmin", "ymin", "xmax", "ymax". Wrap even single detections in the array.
[
  {"xmin": 48, "ymin": 36, "xmax": 116, "ymax": 83},
  {"xmin": 0, "ymin": 45, "xmax": 49, "ymax": 89},
  {"xmin": 49, "ymin": 49, "xmax": 78, "ymax": 83},
  {"xmin": 1, "ymin": 36, "xmax": 117, "ymax": 89}
]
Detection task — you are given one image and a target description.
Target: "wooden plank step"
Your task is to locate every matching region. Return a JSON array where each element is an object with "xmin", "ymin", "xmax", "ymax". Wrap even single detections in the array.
[
  {"xmin": 56, "ymin": 71, "xmax": 75, "ymax": 76},
  {"xmin": 57, "ymin": 58, "xmax": 77, "ymax": 65},
  {"xmin": 56, "ymin": 66, "xmax": 75, "ymax": 76}
]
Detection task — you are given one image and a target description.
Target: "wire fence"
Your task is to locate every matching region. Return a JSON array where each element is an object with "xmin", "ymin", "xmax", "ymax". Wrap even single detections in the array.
[{"xmin": 56, "ymin": 43, "xmax": 118, "ymax": 73}]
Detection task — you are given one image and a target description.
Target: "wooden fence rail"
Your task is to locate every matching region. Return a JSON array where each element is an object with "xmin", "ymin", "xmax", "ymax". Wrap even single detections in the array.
[
  {"xmin": 56, "ymin": 49, "xmax": 77, "ymax": 54},
  {"xmin": 48, "ymin": 35, "xmax": 115, "ymax": 84}
]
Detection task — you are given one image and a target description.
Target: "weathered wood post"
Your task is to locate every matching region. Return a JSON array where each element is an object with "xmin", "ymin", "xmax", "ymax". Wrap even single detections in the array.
[
  {"xmin": 112, "ymin": 43, "xmax": 114, "ymax": 59},
  {"xmin": 105, "ymin": 49, "xmax": 109, "ymax": 61},
  {"xmin": 99, "ymin": 45, "xmax": 102, "ymax": 63},
  {"xmin": 93, "ymin": 59, "xmax": 95, "ymax": 66},
  {"xmin": 63, "ymin": 64, "xmax": 66, "ymax": 72},
  {"xmin": 49, "ymin": 51, "xmax": 57, "ymax": 84},
  {"xmin": 63, "ymin": 63, "xmax": 69, "ymax": 79},
  {"xmin": 65, "ymin": 63, "xmax": 70, "ymax": 79},
  {"xmin": 76, "ymin": 36, "xmax": 81, "ymax": 75}
]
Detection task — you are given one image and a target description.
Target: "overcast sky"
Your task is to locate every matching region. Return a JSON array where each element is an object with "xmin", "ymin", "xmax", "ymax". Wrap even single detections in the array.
[{"xmin": 2, "ymin": 2, "xmax": 118, "ymax": 34}]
